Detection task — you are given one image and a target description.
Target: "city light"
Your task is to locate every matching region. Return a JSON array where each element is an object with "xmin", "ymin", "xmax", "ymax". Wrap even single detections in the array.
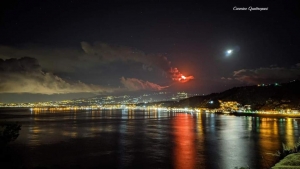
[{"xmin": 0, "ymin": 93, "xmax": 299, "ymax": 117}]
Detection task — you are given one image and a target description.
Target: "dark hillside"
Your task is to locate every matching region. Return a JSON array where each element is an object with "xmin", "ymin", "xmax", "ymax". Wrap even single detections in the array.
[{"xmin": 172, "ymin": 80, "xmax": 300, "ymax": 110}]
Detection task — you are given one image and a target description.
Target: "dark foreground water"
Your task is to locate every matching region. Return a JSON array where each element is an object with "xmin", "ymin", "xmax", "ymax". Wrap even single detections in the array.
[{"xmin": 1, "ymin": 109, "xmax": 300, "ymax": 169}]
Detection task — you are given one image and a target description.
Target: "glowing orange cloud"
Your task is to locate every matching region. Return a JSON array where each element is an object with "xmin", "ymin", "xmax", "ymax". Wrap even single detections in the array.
[{"xmin": 169, "ymin": 68, "xmax": 194, "ymax": 83}]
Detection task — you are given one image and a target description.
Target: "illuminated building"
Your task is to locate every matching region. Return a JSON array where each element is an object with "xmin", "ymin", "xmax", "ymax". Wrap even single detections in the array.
[{"xmin": 219, "ymin": 100, "xmax": 240, "ymax": 112}]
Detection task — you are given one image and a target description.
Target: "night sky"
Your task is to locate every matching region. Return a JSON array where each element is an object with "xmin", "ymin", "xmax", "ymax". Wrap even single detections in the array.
[{"xmin": 0, "ymin": 0, "xmax": 299, "ymax": 102}]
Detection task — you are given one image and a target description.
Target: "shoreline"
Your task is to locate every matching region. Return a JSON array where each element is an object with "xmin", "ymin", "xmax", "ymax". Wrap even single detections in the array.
[
  {"xmin": 1, "ymin": 107, "xmax": 300, "ymax": 118},
  {"xmin": 226, "ymin": 112, "xmax": 300, "ymax": 118}
]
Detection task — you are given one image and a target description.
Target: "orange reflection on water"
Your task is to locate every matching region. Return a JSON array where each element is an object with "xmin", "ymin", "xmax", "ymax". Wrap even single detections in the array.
[
  {"xmin": 285, "ymin": 118, "xmax": 295, "ymax": 148},
  {"xmin": 173, "ymin": 114, "xmax": 196, "ymax": 169},
  {"xmin": 258, "ymin": 118, "xmax": 281, "ymax": 168},
  {"xmin": 259, "ymin": 118, "xmax": 280, "ymax": 150}
]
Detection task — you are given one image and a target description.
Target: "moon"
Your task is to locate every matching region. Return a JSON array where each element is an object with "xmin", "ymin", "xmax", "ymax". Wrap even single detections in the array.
[{"xmin": 225, "ymin": 49, "xmax": 233, "ymax": 56}]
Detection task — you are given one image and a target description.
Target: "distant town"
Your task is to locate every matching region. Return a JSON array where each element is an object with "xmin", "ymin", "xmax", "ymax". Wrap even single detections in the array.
[
  {"xmin": 0, "ymin": 91, "xmax": 198, "ymax": 108},
  {"xmin": 1, "ymin": 80, "xmax": 300, "ymax": 117}
]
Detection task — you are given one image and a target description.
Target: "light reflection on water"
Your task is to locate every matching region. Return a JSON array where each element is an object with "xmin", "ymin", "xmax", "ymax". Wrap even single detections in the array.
[
  {"xmin": 173, "ymin": 114, "xmax": 196, "ymax": 169},
  {"xmin": 0, "ymin": 110, "xmax": 299, "ymax": 168}
]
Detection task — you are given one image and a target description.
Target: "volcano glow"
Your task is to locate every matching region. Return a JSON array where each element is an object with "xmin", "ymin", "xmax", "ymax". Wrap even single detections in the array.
[
  {"xmin": 178, "ymin": 74, "xmax": 194, "ymax": 83},
  {"xmin": 178, "ymin": 75, "xmax": 192, "ymax": 82},
  {"xmin": 169, "ymin": 68, "xmax": 194, "ymax": 83}
]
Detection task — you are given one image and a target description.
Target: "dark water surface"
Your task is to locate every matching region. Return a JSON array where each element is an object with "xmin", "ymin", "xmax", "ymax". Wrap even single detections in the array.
[{"xmin": 1, "ymin": 109, "xmax": 300, "ymax": 169}]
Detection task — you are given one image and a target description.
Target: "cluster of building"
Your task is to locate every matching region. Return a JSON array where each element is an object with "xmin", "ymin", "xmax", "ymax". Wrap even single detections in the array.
[
  {"xmin": 215, "ymin": 100, "xmax": 299, "ymax": 115},
  {"xmin": 2, "ymin": 93, "xmax": 298, "ymax": 115},
  {"xmin": 218, "ymin": 100, "xmax": 251, "ymax": 113},
  {"xmin": 0, "ymin": 92, "xmax": 198, "ymax": 108}
]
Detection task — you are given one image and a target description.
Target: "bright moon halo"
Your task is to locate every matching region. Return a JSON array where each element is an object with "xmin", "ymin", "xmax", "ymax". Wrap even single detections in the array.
[{"xmin": 225, "ymin": 49, "xmax": 233, "ymax": 57}]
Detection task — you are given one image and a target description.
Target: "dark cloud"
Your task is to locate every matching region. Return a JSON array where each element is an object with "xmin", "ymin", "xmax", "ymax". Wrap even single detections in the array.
[
  {"xmin": 81, "ymin": 42, "xmax": 173, "ymax": 75},
  {"xmin": 0, "ymin": 57, "xmax": 40, "ymax": 72},
  {"xmin": 0, "ymin": 44, "xmax": 87, "ymax": 72},
  {"xmin": 120, "ymin": 77, "xmax": 168, "ymax": 91},
  {"xmin": 232, "ymin": 64, "xmax": 300, "ymax": 84},
  {"xmin": 0, "ymin": 57, "xmax": 119, "ymax": 94},
  {"xmin": 70, "ymin": 42, "xmax": 195, "ymax": 82},
  {"xmin": 0, "ymin": 42, "xmax": 195, "ymax": 83},
  {"xmin": 81, "ymin": 42, "xmax": 149, "ymax": 65}
]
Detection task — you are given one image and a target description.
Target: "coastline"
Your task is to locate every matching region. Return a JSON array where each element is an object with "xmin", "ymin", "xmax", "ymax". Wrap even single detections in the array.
[{"xmin": 228, "ymin": 112, "xmax": 300, "ymax": 118}]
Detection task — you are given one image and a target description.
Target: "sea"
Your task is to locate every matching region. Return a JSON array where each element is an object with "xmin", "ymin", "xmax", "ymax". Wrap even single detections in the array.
[{"xmin": 1, "ymin": 108, "xmax": 299, "ymax": 169}]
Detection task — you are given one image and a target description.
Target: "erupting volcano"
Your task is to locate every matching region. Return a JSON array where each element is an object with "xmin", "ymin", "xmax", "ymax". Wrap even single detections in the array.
[{"xmin": 170, "ymin": 68, "xmax": 194, "ymax": 83}]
